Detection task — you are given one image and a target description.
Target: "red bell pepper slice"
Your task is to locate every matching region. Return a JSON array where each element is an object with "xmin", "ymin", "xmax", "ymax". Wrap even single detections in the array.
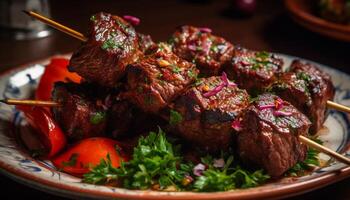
[
  {"xmin": 52, "ymin": 138, "xmax": 127, "ymax": 176},
  {"xmin": 35, "ymin": 58, "xmax": 81, "ymax": 101},
  {"xmin": 16, "ymin": 105, "xmax": 67, "ymax": 158}
]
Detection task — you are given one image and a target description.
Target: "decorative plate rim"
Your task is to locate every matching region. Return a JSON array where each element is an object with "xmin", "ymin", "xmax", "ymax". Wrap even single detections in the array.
[{"xmin": 0, "ymin": 54, "xmax": 349, "ymax": 200}]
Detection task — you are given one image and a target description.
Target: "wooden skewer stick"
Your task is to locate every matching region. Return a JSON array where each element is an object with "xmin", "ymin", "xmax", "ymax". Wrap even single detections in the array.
[
  {"xmin": 0, "ymin": 99, "xmax": 60, "ymax": 107},
  {"xmin": 326, "ymin": 100, "xmax": 350, "ymax": 114},
  {"xmin": 23, "ymin": 10, "xmax": 350, "ymax": 115},
  {"xmin": 3, "ymin": 98, "xmax": 348, "ymax": 165},
  {"xmin": 299, "ymin": 135, "xmax": 350, "ymax": 165},
  {"xmin": 22, "ymin": 10, "xmax": 87, "ymax": 42},
  {"xmin": 20, "ymin": 10, "xmax": 350, "ymax": 165}
]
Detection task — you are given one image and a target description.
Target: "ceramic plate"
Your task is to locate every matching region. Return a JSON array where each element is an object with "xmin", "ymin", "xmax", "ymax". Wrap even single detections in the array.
[
  {"xmin": 285, "ymin": 0, "xmax": 350, "ymax": 42},
  {"xmin": 0, "ymin": 54, "xmax": 349, "ymax": 200}
]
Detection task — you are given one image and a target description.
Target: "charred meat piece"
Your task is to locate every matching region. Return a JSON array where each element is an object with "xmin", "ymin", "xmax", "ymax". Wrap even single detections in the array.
[
  {"xmin": 224, "ymin": 48, "xmax": 283, "ymax": 94},
  {"xmin": 122, "ymin": 43, "xmax": 199, "ymax": 113},
  {"xmin": 68, "ymin": 12, "xmax": 141, "ymax": 87},
  {"xmin": 285, "ymin": 59, "xmax": 335, "ymax": 134},
  {"xmin": 238, "ymin": 93, "xmax": 311, "ymax": 177},
  {"xmin": 170, "ymin": 74, "xmax": 250, "ymax": 152},
  {"xmin": 170, "ymin": 25, "xmax": 234, "ymax": 76},
  {"xmin": 271, "ymin": 72, "xmax": 312, "ymax": 117},
  {"xmin": 51, "ymin": 82, "xmax": 107, "ymax": 141},
  {"xmin": 107, "ymin": 99, "xmax": 166, "ymax": 139}
]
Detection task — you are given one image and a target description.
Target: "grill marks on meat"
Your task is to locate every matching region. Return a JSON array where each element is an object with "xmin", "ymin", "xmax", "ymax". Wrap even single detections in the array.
[
  {"xmin": 287, "ymin": 60, "xmax": 335, "ymax": 134},
  {"xmin": 224, "ymin": 48, "xmax": 283, "ymax": 94},
  {"xmin": 122, "ymin": 43, "xmax": 199, "ymax": 113},
  {"xmin": 170, "ymin": 25, "xmax": 234, "ymax": 76},
  {"xmin": 238, "ymin": 93, "xmax": 311, "ymax": 177},
  {"xmin": 68, "ymin": 12, "xmax": 141, "ymax": 87},
  {"xmin": 52, "ymin": 82, "xmax": 108, "ymax": 141},
  {"xmin": 170, "ymin": 76, "xmax": 250, "ymax": 152}
]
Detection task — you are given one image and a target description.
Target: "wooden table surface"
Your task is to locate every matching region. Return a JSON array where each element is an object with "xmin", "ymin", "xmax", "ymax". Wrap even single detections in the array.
[{"xmin": 0, "ymin": 0, "xmax": 349, "ymax": 199}]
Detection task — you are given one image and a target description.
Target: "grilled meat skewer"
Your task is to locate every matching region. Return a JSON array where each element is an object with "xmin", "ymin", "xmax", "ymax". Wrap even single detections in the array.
[
  {"xmin": 169, "ymin": 74, "xmax": 250, "ymax": 152},
  {"xmin": 271, "ymin": 60, "xmax": 335, "ymax": 134},
  {"xmin": 169, "ymin": 25, "xmax": 234, "ymax": 76},
  {"xmin": 238, "ymin": 93, "xmax": 311, "ymax": 177}
]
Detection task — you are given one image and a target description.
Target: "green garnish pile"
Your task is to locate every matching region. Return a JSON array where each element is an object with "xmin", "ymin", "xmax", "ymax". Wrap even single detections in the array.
[{"xmin": 83, "ymin": 129, "xmax": 320, "ymax": 192}]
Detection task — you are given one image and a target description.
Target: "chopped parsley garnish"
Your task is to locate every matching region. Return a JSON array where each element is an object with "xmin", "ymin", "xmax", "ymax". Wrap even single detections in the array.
[
  {"xmin": 90, "ymin": 15, "xmax": 96, "ymax": 22},
  {"xmin": 210, "ymin": 45, "xmax": 219, "ymax": 53},
  {"xmin": 62, "ymin": 153, "xmax": 79, "ymax": 167},
  {"xmin": 194, "ymin": 156, "xmax": 269, "ymax": 191},
  {"xmin": 83, "ymin": 128, "xmax": 192, "ymax": 190},
  {"xmin": 187, "ymin": 69, "xmax": 197, "ymax": 79},
  {"xmin": 255, "ymin": 51, "xmax": 270, "ymax": 59},
  {"xmin": 171, "ymin": 65, "xmax": 182, "ymax": 73},
  {"xmin": 90, "ymin": 112, "xmax": 106, "ymax": 125},
  {"xmin": 169, "ymin": 110, "xmax": 183, "ymax": 125},
  {"xmin": 83, "ymin": 129, "xmax": 270, "ymax": 191},
  {"xmin": 286, "ymin": 138, "xmax": 322, "ymax": 176},
  {"xmin": 297, "ymin": 72, "xmax": 312, "ymax": 83},
  {"xmin": 101, "ymin": 33, "xmax": 123, "ymax": 50}
]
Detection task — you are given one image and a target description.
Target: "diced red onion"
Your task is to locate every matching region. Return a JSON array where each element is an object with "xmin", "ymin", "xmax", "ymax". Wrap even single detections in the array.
[
  {"xmin": 188, "ymin": 44, "xmax": 197, "ymax": 51},
  {"xmin": 273, "ymin": 110, "xmax": 293, "ymax": 117},
  {"xmin": 213, "ymin": 158, "xmax": 225, "ymax": 168},
  {"xmin": 199, "ymin": 27, "xmax": 212, "ymax": 33},
  {"xmin": 202, "ymin": 42, "xmax": 210, "ymax": 55},
  {"xmin": 203, "ymin": 72, "xmax": 236, "ymax": 98},
  {"xmin": 193, "ymin": 163, "xmax": 206, "ymax": 176},
  {"xmin": 221, "ymin": 72, "xmax": 236, "ymax": 87},
  {"xmin": 203, "ymin": 84, "xmax": 225, "ymax": 97},
  {"xmin": 123, "ymin": 15, "xmax": 140, "ymax": 26},
  {"xmin": 231, "ymin": 118, "xmax": 242, "ymax": 131},
  {"xmin": 239, "ymin": 60, "xmax": 251, "ymax": 66},
  {"xmin": 257, "ymin": 104, "xmax": 275, "ymax": 110}
]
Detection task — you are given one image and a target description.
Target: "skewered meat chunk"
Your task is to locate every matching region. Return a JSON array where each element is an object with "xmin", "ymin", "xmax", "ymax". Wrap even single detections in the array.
[
  {"xmin": 170, "ymin": 25, "xmax": 234, "ymax": 76},
  {"xmin": 107, "ymin": 99, "xmax": 165, "ymax": 139},
  {"xmin": 122, "ymin": 43, "xmax": 199, "ymax": 113},
  {"xmin": 238, "ymin": 93, "xmax": 311, "ymax": 177},
  {"xmin": 170, "ymin": 73, "xmax": 250, "ymax": 152},
  {"xmin": 224, "ymin": 48, "xmax": 283, "ymax": 94},
  {"xmin": 51, "ymin": 82, "xmax": 107, "ymax": 141},
  {"xmin": 285, "ymin": 59, "xmax": 335, "ymax": 134},
  {"xmin": 271, "ymin": 72, "xmax": 312, "ymax": 116},
  {"xmin": 68, "ymin": 12, "xmax": 141, "ymax": 88}
]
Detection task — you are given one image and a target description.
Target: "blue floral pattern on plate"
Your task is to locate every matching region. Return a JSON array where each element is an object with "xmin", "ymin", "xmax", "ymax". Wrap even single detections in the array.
[{"xmin": 0, "ymin": 54, "xmax": 349, "ymax": 199}]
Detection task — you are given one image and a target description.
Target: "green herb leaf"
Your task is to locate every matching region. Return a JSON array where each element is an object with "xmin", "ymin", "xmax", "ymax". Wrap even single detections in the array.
[
  {"xmin": 83, "ymin": 154, "xmax": 120, "ymax": 184},
  {"xmin": 286, "ymin": 138, "xmax": 321, "ymax": 176},
  {"xmin": 169, "ymin": 110, "xmax": 183, "ymax": 125},
  {"xmin": 90, "ymin": 111, "xmax": 106, "ymax": 125}
]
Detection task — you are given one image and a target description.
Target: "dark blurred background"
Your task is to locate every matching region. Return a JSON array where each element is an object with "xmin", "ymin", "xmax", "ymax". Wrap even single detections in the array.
[{"xmin": 0, "ymin": 0, "xmax": 349, "ymax": 199}]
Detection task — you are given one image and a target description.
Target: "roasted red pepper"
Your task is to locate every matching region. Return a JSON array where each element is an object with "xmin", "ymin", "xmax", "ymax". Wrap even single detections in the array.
[
  {"xmin": 35, "ymin": 58, "xmax": 81, "ymax": 101},
  {"xmin": 52, "ymin": 138, "xmax": 127, "ymax": 175},
  {"xmin": 16, "ymin": 105, "xmax": 67, "ymax": 158}
]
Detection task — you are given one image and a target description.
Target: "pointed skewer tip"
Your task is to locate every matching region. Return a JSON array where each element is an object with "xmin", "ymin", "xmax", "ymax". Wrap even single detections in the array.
[{"xmin": 22, "ymin": 10, "xmax": 31, "ymax": 15}]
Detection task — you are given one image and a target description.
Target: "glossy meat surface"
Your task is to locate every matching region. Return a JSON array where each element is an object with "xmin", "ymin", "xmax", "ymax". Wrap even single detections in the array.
[
  {"xmin": 238, "ymin": 93, "xmax": 311, "ymax": 177},
  {"xmin": 51, "ymin": 82, "xmax": 107, "ymax": 141},
  {"xmin": 171, "ymin": 75, "xmax": 250, "ymax": 152},
  {"xmin": 170, "ymin": 25, "xmax": 234, "ymax": 76},
  {"xmin": 68, "ymin": 12, "xmax": 141, "ymax": 87},
  {"xmin": 224, "ymin": 48, "xmax": 283, "ymax": 94},
  {"xmin": 288, "ymin": 60, "xmax": 335, "ymax": 134},
  {"xmin": 122, "ymin": 43, "xmax": 199, "ymax": 113}
]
